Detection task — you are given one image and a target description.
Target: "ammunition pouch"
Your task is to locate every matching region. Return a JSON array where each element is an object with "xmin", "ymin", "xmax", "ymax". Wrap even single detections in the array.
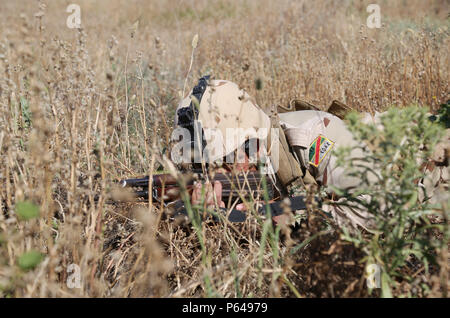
[
  {"xmin": 278, "ymin": 99, "xmax": 352, "ymax": 120},
  {"xmin": 268, "ymin": 112, "xmax": 304, "ymax": 187},
  {"xmin": 327, "ymin": 100, "xmax": 352, "ymax": 120},
  {"xmin": 277, "ymin": 99, "xmax": 320, "ymax": 113}
]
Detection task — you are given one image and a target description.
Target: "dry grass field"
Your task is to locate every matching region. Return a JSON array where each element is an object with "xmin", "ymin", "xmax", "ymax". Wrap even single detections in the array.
[{"xmin": 0, "ymin": 0, "xmax": 448, "ymax": 297}]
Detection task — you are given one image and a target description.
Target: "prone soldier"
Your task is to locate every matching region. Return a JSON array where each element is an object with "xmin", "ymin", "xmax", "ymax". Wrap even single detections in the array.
[{"xmin": 171, "ymin": 76, "xmax": 449, "ymax": 229}]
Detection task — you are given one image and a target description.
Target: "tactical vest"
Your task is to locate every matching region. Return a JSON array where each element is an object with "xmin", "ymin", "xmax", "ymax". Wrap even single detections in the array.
[
  {"xmin": 272, "ymin": 107, "xmax": 374, "ymax": 190},
  {"xmin": 270, "ymin": 100, "xmax": 355, "ymax": 188}
]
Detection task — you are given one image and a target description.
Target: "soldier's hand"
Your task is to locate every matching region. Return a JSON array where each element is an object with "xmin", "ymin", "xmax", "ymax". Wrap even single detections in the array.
[
  {"xmin": 191, "ymin": 180, "xmax": 225, "ymax": 209},
  {"xmin": 235, "ymin": 201, "xmax": 290, "ymax": 226}
]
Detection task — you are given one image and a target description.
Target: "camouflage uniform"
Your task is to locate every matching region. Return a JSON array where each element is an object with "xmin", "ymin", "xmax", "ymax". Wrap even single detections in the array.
[
  {"xmin": 417, "ymin": 128, "xmax": 449, "ymax": 206},
  {"xmin": 175, "ymin": 76, "xmax": 449, "ymax": 229},
  {"xmin": 272, "ymin": 110, "xmax": 367, "ymax": 228},
  {"xmin": 279, "ymin": 110, "xmax": 449, "ymax": 230}
]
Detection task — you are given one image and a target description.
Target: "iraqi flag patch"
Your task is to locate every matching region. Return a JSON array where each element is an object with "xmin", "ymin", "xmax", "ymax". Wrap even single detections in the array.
[{"xmin": 308, "ymin": 135, "xmax": 335, "ymax": 167}]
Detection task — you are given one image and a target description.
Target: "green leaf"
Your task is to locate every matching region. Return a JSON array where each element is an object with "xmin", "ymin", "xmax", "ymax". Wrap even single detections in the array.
[
  {"xmin": 18, "ymin": 250, "xmax": 44, "ymax": 271},
  {"xmin": 20, "ymin": 96, "xmax": 32, "ymax": 127},
  {"xmin": 381, "ymin": 271, "xmax": 393, "ymax": 298},
  {"xmin": 16, "ymin": 201, "xmax": 40, "ymax": 220}
]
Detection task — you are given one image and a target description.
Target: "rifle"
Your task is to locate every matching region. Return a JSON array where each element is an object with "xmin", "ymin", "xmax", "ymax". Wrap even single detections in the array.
[
  {"xmin": 119, "ymin": 169, "xmax": 274, "ymax": 202},
  {"xmin": 118, "ymin": 170, "xmax": 309, "ymax": 223}
]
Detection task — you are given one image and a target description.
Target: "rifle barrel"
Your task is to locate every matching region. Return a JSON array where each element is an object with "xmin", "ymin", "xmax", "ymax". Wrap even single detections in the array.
[{"xmin": 120, "ymin": 177, "xmax": 149, "ymax": 188}]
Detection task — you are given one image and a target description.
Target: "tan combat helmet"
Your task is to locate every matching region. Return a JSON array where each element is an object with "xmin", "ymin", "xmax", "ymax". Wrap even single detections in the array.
[{"xmin": 175, "ymin": 76, "xmax": 271, "ymax": 162}]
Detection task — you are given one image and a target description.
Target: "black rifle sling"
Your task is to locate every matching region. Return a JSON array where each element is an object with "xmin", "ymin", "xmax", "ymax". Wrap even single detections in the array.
[
  {"xmin": 176, "ymin": 75, "xmax": 211, "ymax": 153},
  {"xmin": 177, "ymin": 75, "xmax": 210, "ymax": 124},
  {"xmin": 173, "ymin": 195, "xmax": 308, "ymax": 223}
]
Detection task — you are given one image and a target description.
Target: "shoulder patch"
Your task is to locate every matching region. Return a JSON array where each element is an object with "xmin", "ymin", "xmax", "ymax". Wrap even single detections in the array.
[{"xmin": 308, "ymin": 135, "xmax": 335, "ymax": 167}]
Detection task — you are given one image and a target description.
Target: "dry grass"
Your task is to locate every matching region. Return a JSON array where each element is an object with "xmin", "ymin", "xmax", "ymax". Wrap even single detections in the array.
[{"xmin": 0, "ymin": 0, "xmax": 448, "ymax": 297}]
